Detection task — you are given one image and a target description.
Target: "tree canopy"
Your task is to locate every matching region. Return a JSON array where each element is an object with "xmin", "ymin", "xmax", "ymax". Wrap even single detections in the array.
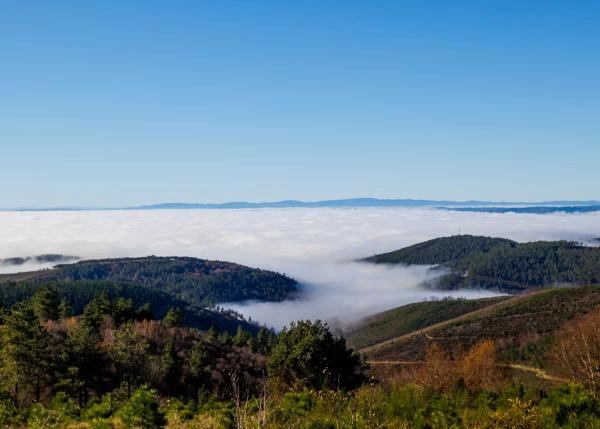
[{"xmin": 267, "ymin": 320, "xmax": 365, "ymax": 391}]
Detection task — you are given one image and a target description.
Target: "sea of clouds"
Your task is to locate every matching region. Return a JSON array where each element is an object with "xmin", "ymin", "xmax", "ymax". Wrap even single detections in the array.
[{"xmin": 1, "ymin": 208, "xmax": 599, "ymax": 328}]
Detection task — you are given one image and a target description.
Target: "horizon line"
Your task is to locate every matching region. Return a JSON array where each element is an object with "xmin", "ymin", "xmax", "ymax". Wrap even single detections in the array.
[{"xmin": 3, "ymin": 197, "xmax": 600, "ymax": 212}]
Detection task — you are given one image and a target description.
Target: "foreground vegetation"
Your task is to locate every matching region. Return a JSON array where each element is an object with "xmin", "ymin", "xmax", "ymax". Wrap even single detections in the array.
[{"xmin": 0, "ymin": 279, "xmax": 600, "ymax": 427}]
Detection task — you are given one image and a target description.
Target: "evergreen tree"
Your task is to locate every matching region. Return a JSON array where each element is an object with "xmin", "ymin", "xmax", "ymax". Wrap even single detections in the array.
[
  {"xmin": 162, "ymin": 307, "xmax": 183, "ymax": 328},
  {"xmin": 160, "ymin": 342, "xmax": 180, "ymax": 384},
  {"xmin": 58, "ymin": 298, "xmax": 72, "ymax": 320},
  {"xmin": 81, "ymin": 292, "xmax": 111, "ymax": 333},
  {"xmin": 136, "ymin": 303, "xmax": 154, "ymax": 321},
  {"xmin": 268, "ymin": 320, "xmax": 365, "ymax": 391},
  {"xmin": 110, "ymin": 322, "xmax": 150, "ymax": 398},
  {"xmin": 62, "ymin": 322, "xmax": 105, "ymax": 406},
  {"xmin": 31, "ymin": 286, "xmax": 59, "ymax": 322},
  {"xmin": 116, "ymin": 385, "xmax": 165, "ymax": 429},
  {"xmin": 233, "ymin": 325, "xmax": 251, "ymax": 347},
  {"xmin": 113, "ymin": 297, "xmax": 136, "ymax": 325},
  {"xmin": 0, "ymin": 301, "xmax": 51, "ymax": 405}
]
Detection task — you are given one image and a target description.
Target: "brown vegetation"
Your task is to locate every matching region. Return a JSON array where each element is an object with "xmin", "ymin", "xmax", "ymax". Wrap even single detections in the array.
[
  {"xmin": 414, "ymin": 340, "xmax": 504, "ymax": 392},
  {"xmin": 551, "ymin": 307, "xmax": 600, "ymax": 392}
]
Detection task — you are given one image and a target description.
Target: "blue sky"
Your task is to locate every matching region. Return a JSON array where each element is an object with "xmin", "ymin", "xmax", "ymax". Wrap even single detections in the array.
[{"xmin": 1, "ymin": 1, "xmax": 599, "ymax": 207}]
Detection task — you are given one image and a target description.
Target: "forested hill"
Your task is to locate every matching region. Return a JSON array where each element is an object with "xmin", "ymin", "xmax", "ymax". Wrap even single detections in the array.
[
  {"xmin": 364, "ymin": 235, "xmax": 517, "ymax": 265},
  {"xmin": 9, "ymin": 256, "xmax": 298, "ymax": 305},
  {"xmin": 363, "ymin": 235, "xmax": 600, "ymax": 293},
  {"xmin": 0, "ymin": 256, "xmax": 298, "ymax": 333}
]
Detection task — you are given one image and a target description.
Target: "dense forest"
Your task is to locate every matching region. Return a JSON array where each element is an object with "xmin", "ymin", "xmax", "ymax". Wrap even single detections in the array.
[
  {"xmin": 0, "ymin": 280, "xmax": 257, "ymax": 334},
  {"xmin": 0, "ymin": 256, "xmax": 298, "ymax": 335},
  {"xmin": 31, "ymin": 257, "xmax": 299, "ymax": 305},
  {"xmin": 0, "ymin": 286, "xmax": 599, "ymax": 427},
  {"xmin": 364, "ymin": 235, "xmax": 600, "ymax": 292}
]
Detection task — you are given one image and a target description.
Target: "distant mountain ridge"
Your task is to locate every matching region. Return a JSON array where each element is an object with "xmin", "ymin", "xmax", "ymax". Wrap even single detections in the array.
[
  {"xmin": 136, "ymin": 198, "xmax": 600, "ymax": 210},
  {"xmin": 441, "ymin": 205, "xmax": 600, "ymax": 214},
  {"xmin": 136, "ymin": 198, "xmax": 504, "ymax": 210},
  {"xmin": 6, "ymin": 198, "xmax": 600, "ymax": 211}
]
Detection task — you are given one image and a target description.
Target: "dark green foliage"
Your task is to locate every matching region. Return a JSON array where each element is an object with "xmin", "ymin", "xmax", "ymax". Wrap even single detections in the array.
[
  {"xmin": 0, "ymin": 280, "xmax": 259, "ymax": 334},
  {"xmin": 543, "ymin": 384, "xmax": 600, "ymax": 427},
  {"xmin": 0, "ymin": 301, "xmax": 51, "ymax": 405},
  {"xmin": 58, "ymin": 298, "xmax": 72, "ymax": 320},
  {"xmin": 62, "ymin": 323, "xmax": 105, "ymax": 406},
  {"xmin": 160, "ymin": 342, "xmax": 181, "ymax": 384},
  {"xmin": 233, "ymin": 325, "xmax": 252, "ymax": 347},
  {"xmin": 268, "ymin": 320, "xmax": 365, "ymax": 391},
  {"xmin": 365, "ymin": 235, "xmax": 600, "ymax": 293},
  {"xmin": 365, "ymin": 235, "xmax": 516, "ymax": 265},
  {"xmin": 162, "ymin": 307, "xmax": 183, "ymax": 328},
  {"xmin": 116, "ymin": 385, "xmax": 166, "ymax": 429},
  {"xmin": 31, "ymin": 286, "xmax": 59, "ymax": 322},
  {"xmin": 136, "ymin": 302, "xmax": 154, "ymax": 321},
  {"xmin": 188, "ymin": 341, "xmax": 211, "ymax": 395},
  {"xmin": 0, "ymin": 255, "xmax": 298, "ymax": 335},
  {"xmin": 113, "ymin": 297, "xmax": 136, "ymax": 325},
  {"xmin": 81, "ymin": 292, "xmax": 111, "ymax": 333},
  {"xmin": 109, "ymin": 322, "xmax": 150, "ymax": 398},
  {"xmin": 41, "ymin": 256, "xmax": 298, "ymax": 305}
]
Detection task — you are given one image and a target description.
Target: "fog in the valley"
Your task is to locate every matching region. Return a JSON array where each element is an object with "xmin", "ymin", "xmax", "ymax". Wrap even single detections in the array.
[{"xmin": 1, "ymin": 208, "xmax": 599, "ymax": 328}]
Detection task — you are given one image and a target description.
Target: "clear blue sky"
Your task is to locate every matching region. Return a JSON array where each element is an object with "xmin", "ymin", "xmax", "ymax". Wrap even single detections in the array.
[{"xmin": 1, "ymin": 1, "xmax": 599, "ymax": 207}]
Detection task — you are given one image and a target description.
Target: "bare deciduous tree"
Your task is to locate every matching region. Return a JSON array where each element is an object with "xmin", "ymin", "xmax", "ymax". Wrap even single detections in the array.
[{"xmin": 551, "ymin": 308, "xmax": 600, "ymax": 393}]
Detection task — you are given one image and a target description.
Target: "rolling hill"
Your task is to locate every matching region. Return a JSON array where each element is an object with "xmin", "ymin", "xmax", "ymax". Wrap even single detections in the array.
[
  {"xmin": 345, "ymin": 296, "xmax": 509, "ymax": 349},
  {"xmin": 363, "ymin": 235, "xmax": 600, "ymax": 293},
  {"xmin": 0, "ymin": 256, "xmax": 299, "ymax": 333},
  {"xmin": 0, "ymin": 256, "xmax": 298, "ymax": 305},
  {"xmin": 355, "ymin": 286, "xmax": 600, "ymax": 368}
]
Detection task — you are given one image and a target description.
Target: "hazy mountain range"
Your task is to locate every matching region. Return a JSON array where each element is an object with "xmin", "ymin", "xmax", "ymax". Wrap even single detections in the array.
[{"xmin": 7, "ymin": 198, "xmax": 600, "ymax": 212}]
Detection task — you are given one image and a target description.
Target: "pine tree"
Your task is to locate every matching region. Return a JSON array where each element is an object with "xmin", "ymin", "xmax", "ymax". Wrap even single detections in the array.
[
  {"xmin": 31, "ymin": 286, "xmax": 59, "ymax": 322},
  {"xmin": 62, "ymin": 322, "xmax": 105, "ymax": 406},
  {"xmin": 0, "ymin": 301, "xmax": 51, "ymax": 405},
  {"xmin": 110, "ymin": 323, "xmax": 150, "ymax": 398}
]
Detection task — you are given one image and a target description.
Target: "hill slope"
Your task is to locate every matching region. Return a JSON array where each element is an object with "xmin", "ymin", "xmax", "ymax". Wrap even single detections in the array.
[
  {"xmin": 345, "ymin": 296, "xmax": 509, "ymax": 349},
  {"xmin": 364, "ymin": 235, "xmax": 516, "ymax": 265},
  {"xmin": 359, "ymin": 286, "xmax": 600, "ymax": 367},
  {"xmin": 1, "ymin": 256, "xmax": 298, "ymax": 305},
  {"xmin": 0, "ymin": 256, "xmax": 299, "ymax": 333},
  {"xmin": 364, "ymin": 235, "xmax": 600, "ymax": 293}
]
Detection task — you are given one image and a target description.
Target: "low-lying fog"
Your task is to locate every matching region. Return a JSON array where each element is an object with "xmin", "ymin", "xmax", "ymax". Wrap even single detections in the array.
[{"xmin": 1, "ymin": 208, "xmax": 599, "ymax": 328}]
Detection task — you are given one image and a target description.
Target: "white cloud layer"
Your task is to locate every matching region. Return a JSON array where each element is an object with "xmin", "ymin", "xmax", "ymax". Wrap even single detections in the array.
[{"xmin": 1, "ymin": 208, "xmax": 599, "ymax": 328}]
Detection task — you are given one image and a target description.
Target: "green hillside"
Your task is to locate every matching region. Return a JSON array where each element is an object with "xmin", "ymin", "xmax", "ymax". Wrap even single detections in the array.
[
  {"xmin": 0, "ymin": 256, "xmax": 299, "ymax": 333},
  {"xmin": 364, "ymin": 235, "xmax": 516, "ymax": 265},
  {"xmin": 345, "ymin": 296, "xmax": 508, "ymax": 349},
  {"xmin": 1, "ymin": 256, "xmax": 298, "ymax": 305},
  {"xmin": 362, "ymin": 286, "xmax": 600, "ymax": 367},
  {"xmin": 0, "ymin": 279, "xmax": 256, "ymax": 333},
  {"xmin": 364, "ymin": 235, "xmax": 600, "ymax": 293}
]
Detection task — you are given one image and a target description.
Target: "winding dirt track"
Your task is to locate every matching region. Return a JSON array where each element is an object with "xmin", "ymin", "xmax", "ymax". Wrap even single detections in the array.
[
  {"xmin": 367, "ymin": 360, "xmax": 568, "ymax": 382},
  {"xmin": 358, "ymin": 290, "xmax": 547, "ymax": 356}
]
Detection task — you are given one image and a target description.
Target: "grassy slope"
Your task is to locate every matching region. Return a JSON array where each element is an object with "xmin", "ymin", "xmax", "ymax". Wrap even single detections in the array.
[
  {"xmin": 359, "ymin": 286, "xmax": 600, "ymax": 367},
  {"xmin": 345, "ymin": 296, "xmax": 509, "ymax": 349}
]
